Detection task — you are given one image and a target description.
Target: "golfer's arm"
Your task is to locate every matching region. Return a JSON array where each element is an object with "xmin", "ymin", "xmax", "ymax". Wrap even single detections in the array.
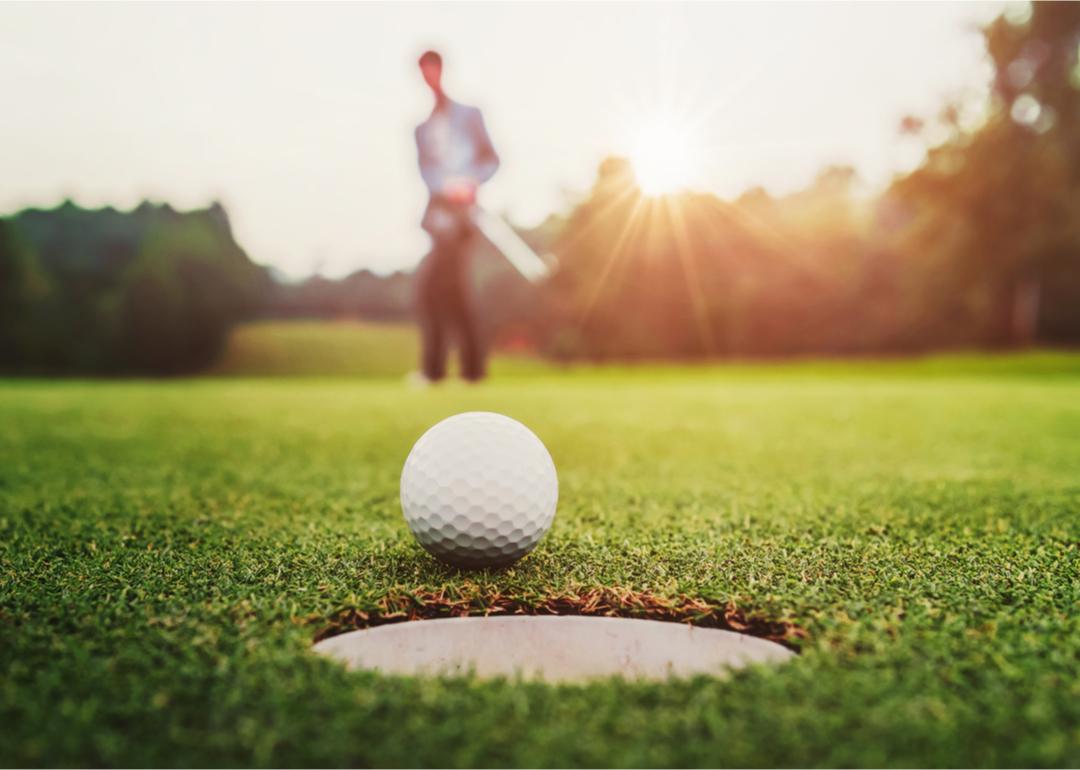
[
  {"xmin": 472, "ymin": 112, "xmax": 500, "ymax": 184},
  {"xmin": 415, "ymin": 128, "xmax": 445, "ymax": 194}
]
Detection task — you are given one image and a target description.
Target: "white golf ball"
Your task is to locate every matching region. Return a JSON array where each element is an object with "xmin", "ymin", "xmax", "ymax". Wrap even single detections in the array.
[{"xmin": 400, "ymin": 412, "xmax": 558, "ymax": 568}]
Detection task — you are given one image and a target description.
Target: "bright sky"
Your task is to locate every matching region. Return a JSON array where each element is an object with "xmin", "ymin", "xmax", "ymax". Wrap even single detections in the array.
[{"xmin": 0, "ymin": 2, "xmax": 1009, "ymax": 278}]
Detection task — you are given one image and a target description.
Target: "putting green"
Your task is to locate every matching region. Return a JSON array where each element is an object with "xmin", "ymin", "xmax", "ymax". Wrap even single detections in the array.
[{"xmin": 1, "ymin": 352, "xmax": 1078, "ymax": 766}]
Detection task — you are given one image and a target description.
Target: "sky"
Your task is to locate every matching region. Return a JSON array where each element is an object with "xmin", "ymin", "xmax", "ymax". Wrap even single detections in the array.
[{"xmin": 0, "ymin": 1, "xmax": 1011, "ymax": 278}]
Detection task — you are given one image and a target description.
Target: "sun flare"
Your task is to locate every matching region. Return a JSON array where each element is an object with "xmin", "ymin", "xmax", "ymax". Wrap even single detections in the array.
[{"xmin": 627, "ymin": 115, "xmax": 701, "ymax": 197}]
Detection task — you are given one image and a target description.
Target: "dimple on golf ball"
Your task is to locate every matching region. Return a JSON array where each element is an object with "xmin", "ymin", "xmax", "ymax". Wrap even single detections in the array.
[{"xmin": 400, "ymin": 412, "xmax": 558, "ymax": 568}]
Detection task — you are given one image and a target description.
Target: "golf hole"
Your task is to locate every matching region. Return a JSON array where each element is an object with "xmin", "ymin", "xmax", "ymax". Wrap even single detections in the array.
[{"xmin": 312, "ymin": 615, "xmax": 794, "ymax": 683}]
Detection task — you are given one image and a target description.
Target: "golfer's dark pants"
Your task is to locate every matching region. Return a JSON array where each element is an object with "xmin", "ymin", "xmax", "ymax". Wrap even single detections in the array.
[{"xmin": 416, "ymin": 228, "xmax": 485, "ymax": 382}]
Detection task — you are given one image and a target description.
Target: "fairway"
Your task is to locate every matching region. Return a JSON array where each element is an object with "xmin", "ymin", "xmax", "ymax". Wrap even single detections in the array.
[{"xmin": 2, "ymin": 357, "xmax": 1079, "ymax": 767}]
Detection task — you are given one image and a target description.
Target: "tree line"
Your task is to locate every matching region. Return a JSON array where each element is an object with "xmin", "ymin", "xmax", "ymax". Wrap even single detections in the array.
[
  {"xmin": 534, "ymin": 3, "xmax": 1080, "ymax": 359},
  {"xmin": 1, "ymin": 3, "xmax": 1077, "ymax": 374}
]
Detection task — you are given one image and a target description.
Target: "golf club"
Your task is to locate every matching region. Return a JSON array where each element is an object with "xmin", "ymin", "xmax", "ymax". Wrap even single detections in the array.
[{"xmin": 471, "ymin": 206, "xmax": 555, "ymax": 283}]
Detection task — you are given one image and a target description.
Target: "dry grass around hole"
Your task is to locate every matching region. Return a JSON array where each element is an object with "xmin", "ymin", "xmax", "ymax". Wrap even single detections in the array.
[{"xmin": 311, "ymin": 586, "xmax": 807, "ymax": 649}]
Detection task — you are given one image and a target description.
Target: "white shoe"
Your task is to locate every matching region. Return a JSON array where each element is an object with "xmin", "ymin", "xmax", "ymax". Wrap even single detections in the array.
[{"xmin": 405, "ymin": 370, "xmax": 434, "ymax": 390}]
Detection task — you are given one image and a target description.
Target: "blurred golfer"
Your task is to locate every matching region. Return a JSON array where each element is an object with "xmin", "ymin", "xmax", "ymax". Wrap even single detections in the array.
[{"xmin": 413, "ymin": 50, "xmax": 499, "ymax": 383}]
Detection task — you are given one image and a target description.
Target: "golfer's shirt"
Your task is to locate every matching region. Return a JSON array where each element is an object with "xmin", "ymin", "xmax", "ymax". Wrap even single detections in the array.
[
  {"xmin": 425, "ymin": 112, "xmax": 453, "ymax": 169},
  {"xmin": 415, "ymin": 100, "xmax": 499, "ymax": 235}
]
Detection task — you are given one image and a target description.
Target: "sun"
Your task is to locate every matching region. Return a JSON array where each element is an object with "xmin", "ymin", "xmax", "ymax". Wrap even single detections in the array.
[{"xmin": 627, "ymin": 115, "xmax": 701, "ymax": 197}]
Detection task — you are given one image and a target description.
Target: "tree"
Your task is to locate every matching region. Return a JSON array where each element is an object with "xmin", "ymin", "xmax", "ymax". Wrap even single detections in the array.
[
  {"xmin": 0, "ymin": 201, "xmax": 269, "ymax": 374},
  {"xmin": 890, "ymin": 2, "xmax": 1080, "ymax": 346}
]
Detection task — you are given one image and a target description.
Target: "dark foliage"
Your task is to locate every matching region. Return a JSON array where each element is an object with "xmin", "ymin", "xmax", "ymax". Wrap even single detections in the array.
[
  {"xmin": 0, "ymin": 201, "xmax": 269, "ymax": 375},
  {"xmin": 265, "ymin": 269, "xmax": 413, "ymax": 322}
]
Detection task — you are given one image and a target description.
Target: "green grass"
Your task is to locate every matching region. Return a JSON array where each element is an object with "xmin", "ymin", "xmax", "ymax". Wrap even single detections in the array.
[
  {"xmin": 209, "ymin": 320, "xmax": 552, "ymax": 380},
  {"xmin": 209, "ymin": 320, "xmax": 422, "ymax": 378},
  {"xmin": 210, "ymin": 319, "xmax": 1080, "ymax": 381},
  {"xmin": 2, "ymin": 343, "xmax": 1079, "ymax": 766}
]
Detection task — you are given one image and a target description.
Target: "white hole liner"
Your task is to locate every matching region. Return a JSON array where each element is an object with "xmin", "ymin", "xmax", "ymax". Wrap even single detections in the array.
[{"xmin": 313, "ymin": 615, "xmax": 794, "ymax": 683}]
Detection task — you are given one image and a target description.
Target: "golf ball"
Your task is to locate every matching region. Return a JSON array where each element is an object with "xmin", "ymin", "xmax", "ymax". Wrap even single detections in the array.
[{"xmin": 400, "ymin": 412, "xmax": 558, "ymax": 568}]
